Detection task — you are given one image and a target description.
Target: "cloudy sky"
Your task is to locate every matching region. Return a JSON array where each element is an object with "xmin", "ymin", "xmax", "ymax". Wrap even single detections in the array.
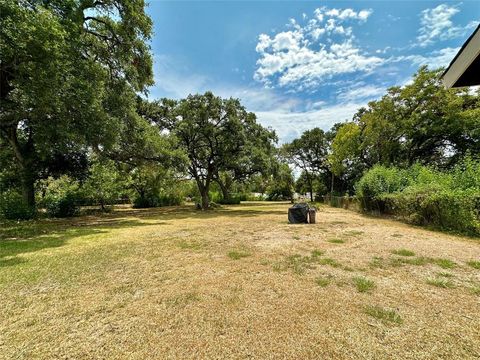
[{"xmin": 147, "ymin": 1, "xmax": 479, "ymax": 143}]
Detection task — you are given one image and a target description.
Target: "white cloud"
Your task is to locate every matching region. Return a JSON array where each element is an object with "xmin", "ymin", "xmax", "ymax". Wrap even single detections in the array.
[
  {"xmin": 337, "ymin": 84, "xmax": 386, "ymax": 102},
  {"xmin": 319, "ymin": 7, "xmax": 372, "ymax": 22},
  {"xmin": 416, "ymin": 4, "xmax": 473, "ymax": 47},
  {"xmin": 399, "ymin": 47, "xmax": 460, "ymax": 69},
  {"xmin": 254, "ymin": 7, "xmax": 382, "ymax": 91},
  {"xmin": 256, "ymin": 102, "xmax": 364, "ymax": 144}
]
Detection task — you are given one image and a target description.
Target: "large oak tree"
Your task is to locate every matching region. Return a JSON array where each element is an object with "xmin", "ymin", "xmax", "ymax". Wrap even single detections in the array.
[
  {"xmin": 0, "ymin": 0, "xmax": 153, "ymax": 207},
  {"xmin": 153, "ymin": 92, "xmax": 276, "ymax": 209}
]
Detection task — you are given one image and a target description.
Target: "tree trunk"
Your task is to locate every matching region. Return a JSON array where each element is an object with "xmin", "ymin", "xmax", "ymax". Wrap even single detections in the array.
[
  {"xmin": 217, "ymin": 179, "xmax": 230, "ymax": 201},
  {"xmin": 308, "ymin": 180, "xmax": 314, "ymax": 202},
  {"xmin": 5, "ymin": 128, "xmax": 36, "ymax": 208},
  {"xmin": 330, "ymin": 173, "xmax": 334, "ymax": 194},
  {"xmin": 196, "ymin": 179, "xmax": 210, "ymax": 210},
  {"xmin": 330, "ymin": 173, "xmax": 335, "ymax": 206},
  {"xmin": 200, "ymin": 189, "xmax": 209, "ymax": 210},
  {"xmin": 21, "ymin": 171, "xmax": 36, "ymax": 208}
]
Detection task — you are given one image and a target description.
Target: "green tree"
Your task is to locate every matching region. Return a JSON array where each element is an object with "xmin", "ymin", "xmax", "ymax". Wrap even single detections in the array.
[
  {"xmin": 214, "ymin": 121, "xmax": 277, "ymax": 200},
  {"xmin": 83, "ymin": 159, "xmax": 126, "ymax": 211},
  {"xmin": 329, "ymin": 67, "xmax": 480, "ymax": 192},
  {"xmin": 152, "ymin": 92, "xmax": 273, "ymax": 210},
  {"xmin": 0, "ymin": 0, "xmax": 153, "ymax": 209},
  {"xmin": 282, "ymin": 128, "xmax": 329, "ymax": 201},
  {"xmin": 266, "ymin": 163, "xmax": 294, "ymax": 201}
]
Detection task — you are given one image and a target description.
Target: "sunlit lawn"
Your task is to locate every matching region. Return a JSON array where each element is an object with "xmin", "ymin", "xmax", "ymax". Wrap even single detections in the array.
[{"xmin": 1, "ymin": 202, "xmax": 479, "ymax": 359}]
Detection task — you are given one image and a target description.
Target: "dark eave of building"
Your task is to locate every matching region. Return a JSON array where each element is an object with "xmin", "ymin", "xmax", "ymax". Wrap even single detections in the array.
[{"xmin": 441, "ymin": 24, "xmax": 480, "ymax": 88}]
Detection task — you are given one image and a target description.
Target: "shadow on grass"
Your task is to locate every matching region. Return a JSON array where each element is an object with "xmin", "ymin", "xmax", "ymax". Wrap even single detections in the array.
[
  {"xmin": 107, "ymin": 204, "xmax": 288, "ymax": 222},
  {"xmin": 0, "ymin": 219, "xmax": 167, "ymax": 267},
  {"xmin": 0, "ymin": 202, "xmax": 288, "ymax": 267}
]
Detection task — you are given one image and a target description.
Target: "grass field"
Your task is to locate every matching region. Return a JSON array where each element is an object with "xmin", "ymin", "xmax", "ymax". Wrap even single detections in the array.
[{"xmin": 1, "ymin": 202, "xmax": 479, "ymax": 359}]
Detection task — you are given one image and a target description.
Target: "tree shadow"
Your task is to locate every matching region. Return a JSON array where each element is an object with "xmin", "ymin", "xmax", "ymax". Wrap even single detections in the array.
[
  {"xmin": 0, "ymin": 218, "xmax": 167, "ymax": 267},
  {"xmin": 0, "ymin": 202, "xmax": 288, "ymax": 268},
  {"xmin": 109, "ymin": 203, "xmax": 288, "ymax": 221}
]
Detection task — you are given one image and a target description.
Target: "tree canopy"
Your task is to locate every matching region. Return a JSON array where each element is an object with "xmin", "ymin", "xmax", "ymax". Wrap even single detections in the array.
[
  {"xmin": 150, "ymin": 92, "xmax": 277, "ymax": 209},
  {"xmin": 0, "ymin": 0, "xmax": 154, "ymax": 207}
]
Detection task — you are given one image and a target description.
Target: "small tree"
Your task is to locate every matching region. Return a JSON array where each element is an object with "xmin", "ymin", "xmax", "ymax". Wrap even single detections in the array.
[{"xmin": 83, "ymin": 160, "xmax": 125, "ymax": 211}]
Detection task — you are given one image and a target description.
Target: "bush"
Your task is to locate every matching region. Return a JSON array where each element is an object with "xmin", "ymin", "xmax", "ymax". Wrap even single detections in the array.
[
  {"xmin": 40, "ymin": 176, "xmax": 81, "ymax": 218},
  {"xmin": 133, "ymin": 193, "xmax": 183, "ymax": 208},
  {"xmin": 0, "ymin": 190, "xmax": 36, "ymax": 220},
  {"xmin": 356, "ymin": 159, "xmax": 480, "ymax": 236},
  {"xmin": 382, "ymin": 187, "xmax": 480, "ymax": 235},
  {"xmin": 217, "ymin": 196, "xmax": 241, "ymax": 205},
  {"xmin": 355, "ymin": 165, "xmax": 408, "ymax": 211}
]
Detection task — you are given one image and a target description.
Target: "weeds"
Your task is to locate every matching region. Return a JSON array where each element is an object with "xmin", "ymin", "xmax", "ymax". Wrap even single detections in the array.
[
  {"xmin": 177, "ymin": 240, "xmax": 203, "ymax": 250},
  {"xmin": 433, "ymin": 258, "xmax": 456, "ymax": 269},
  {"xmin": 466, "ymin": 260, "xmax": 480, "ymax": 270},
  {"xmin": 228, "ymin": 250, "xmax": 251, "ymax": 260},
  {"xmin": 315, "ymin": 276, "xmax": 332, "ymax": 287},
  {"xmin": 344, "ymin": 230, "xmax": 364, "ymax": 236},
  {"xmin": 328, "ymin": 238, "xmax": 345, "ymax": 244},
  {"xmin": 436, "ymin": 272, "xmax": 454, "ymax": 278},
  {"xmin": 273, "ymin": 250, "xmax": 332, "ymax": 274},
  {"xmin": 426, "ymin": 277, "xmax": 454, "ymax": 288},
  {"xmin": 353, "ymin": 276, "xmax": 375, "ymax": 293},
  {"xmin": 364, "ymin": 305, "xmax": 402, "ymax": 324},
  {"xmin": 392, "ymin": 249, "xmax": 415, "ymax": 257}
]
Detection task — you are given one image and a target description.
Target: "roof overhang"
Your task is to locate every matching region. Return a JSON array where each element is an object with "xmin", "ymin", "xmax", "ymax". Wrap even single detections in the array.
[{"xmin": 441, "ymin": 24, "xmax": 480, "ymax": 88}]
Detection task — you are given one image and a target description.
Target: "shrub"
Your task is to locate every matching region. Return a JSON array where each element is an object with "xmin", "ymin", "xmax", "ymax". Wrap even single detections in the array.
[
  {"xmin": 355, "ymin": 165, "xmax": 408, "ymax": 211},
  {"xmin": 133, "ymin": 193, "xmax": 183, "ymax": 208},
  {"xmin": 355, "ymin": 160, "xmax": 480, "ymax": 236},
  {"xmin": 40, "ymin": 176, "xmax": 80, "ymax": 218},
  {"xmin": 0, "ymin": 190, "xmax": 36, "ymax": 220},
  {"xmin": 382, "ymin": 188, "xmax": 479, "ymax": 235},
  {"xmin": 217, "ymin": 195, "xmax": 241, "ymax": 205},
  {"xmin": 82, "ymin": 160, "xmax": 126, "ymax": 210}
]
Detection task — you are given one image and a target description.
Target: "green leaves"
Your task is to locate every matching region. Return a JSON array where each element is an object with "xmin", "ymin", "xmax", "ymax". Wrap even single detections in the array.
[{"xmin": 0, "ymin": 0, "xmax": 154, "ymax": 207}]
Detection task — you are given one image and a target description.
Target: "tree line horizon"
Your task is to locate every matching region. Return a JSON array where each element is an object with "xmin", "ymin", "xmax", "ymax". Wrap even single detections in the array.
[{"xmin": 1, "ymin": 1, "xmax": 479, "ymax": 234}]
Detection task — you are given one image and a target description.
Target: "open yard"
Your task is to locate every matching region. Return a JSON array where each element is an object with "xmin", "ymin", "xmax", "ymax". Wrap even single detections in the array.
[{"xmin": 1, "ymin": 202, "xmax": 479, "ymax": 359}]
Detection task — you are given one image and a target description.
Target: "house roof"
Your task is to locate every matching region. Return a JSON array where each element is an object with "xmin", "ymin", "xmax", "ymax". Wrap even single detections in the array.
[{"xmin": 441, "ymin": 24, "xmax": 480, "ymax": 88}]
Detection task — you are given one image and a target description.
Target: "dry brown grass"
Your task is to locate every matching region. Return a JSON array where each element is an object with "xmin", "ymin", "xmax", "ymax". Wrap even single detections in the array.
[{"xmin": 1, "ymin": 202, "xmax": 479, "ymax": 359}]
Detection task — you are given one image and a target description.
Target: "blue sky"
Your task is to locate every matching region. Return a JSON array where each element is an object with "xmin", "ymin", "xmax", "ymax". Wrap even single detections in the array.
[{"xmin": 146, "ymin": 1, "xmax": 479, "ymax": 143}]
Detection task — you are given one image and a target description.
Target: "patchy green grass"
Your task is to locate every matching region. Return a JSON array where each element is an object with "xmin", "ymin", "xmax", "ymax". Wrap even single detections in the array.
[
  {"xmin": 227, "ymin": 250, "xmax": 251, "ymax": 260},
  {"xmin": 311, "ymin": 249, "xmax": 324, "ymax": 257},
  {"xmin": 433, "ymin": 258, "xmax": 456, "ymax": 269},
  {"xmin": 470, "ymin": 285, "xmax": 480, "ymax": 295},
  {"xmin": 364, "ymin": 305, "xmax": 402, "ymax": 324},
  {"xmin": 436, "ymin": 272, "xmax": 454, "ymax": 278},
  {"xmin": 318, "ymin": 257, "xmax": 341, "ymax": 268},
  {"xmin": 177, "ymin": 239, "xmax": 204, "ymax": 250},
  {"xmin": 466, "ymin": 260, "xmax": 480, "ymax": 270},
  {"xmin": 390, "ymin": 256, "xmax": 429, "ymax": 267},
  {"xmin": 328, "ymin": 238, "xmax": 345, "ymax": 244},
  {"xmin": 1, "ymin": 202, "xmax": 478, "ymax": 358},
  {"xmin": 426, "ymin": 277, "xmax": 454, "ymax": 289},
  {"xmin": 353, "ymin": 276, "xmax": 375, "ymax": 293},
  {"xmin": 344, "ymin": 230, "xmax": 364, "ymax": 237},
  {"xmin": 315, "ymin": 276, "xmax": 332, "ymax": 287},
  {"xmin": 369, "ymin": 256, "xmax": 386, "ymax": 269},
  {"xmin": 392, "ymin": 249, "xmax": 415, "ymax": 257},
  {"xmin": 273, "ymin": 250, "xmax": 326, "ymax": 275}
]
